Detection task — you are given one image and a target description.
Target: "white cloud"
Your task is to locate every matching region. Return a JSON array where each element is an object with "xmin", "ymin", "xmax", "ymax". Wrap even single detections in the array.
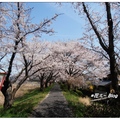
[{"xmin": 48, "ymin": 2, "xmax": 85, "ymax": 25}]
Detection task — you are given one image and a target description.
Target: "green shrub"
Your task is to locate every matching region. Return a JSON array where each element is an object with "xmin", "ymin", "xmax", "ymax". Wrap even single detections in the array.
[
  {"xmin": 60, "ymin": 83, "xmax": 68, "ymax": 91},
  {"xmin": 75, "ymin": 89, "xmax": 83, "ymax": 96}
]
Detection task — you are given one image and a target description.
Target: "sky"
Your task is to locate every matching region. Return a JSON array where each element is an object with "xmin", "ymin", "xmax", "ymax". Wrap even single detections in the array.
[{"xmin": 26, "ymin": 2, "xmax": 85, "ymax": 42}]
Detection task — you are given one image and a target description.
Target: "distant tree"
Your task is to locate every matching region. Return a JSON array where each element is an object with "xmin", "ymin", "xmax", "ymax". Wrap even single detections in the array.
[
  {"xmin": 49, "ymin": 40, "xmax": 108, "ymax": 87},
  {"xmin": 25, "ymin": 40, "xmax": 60, "ymax": 90}
]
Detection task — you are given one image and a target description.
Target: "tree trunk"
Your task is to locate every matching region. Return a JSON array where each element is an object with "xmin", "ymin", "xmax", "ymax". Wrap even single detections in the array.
[
  {"xmin": 109, "ymin": 54, "xmax": 118, "ymax": 92},
  {"xmin": 82, "ymin": 2, "xmax": 119, "ymax": 92},
  {"xmin": 4, "ymin": 88, "xmax": 13, "ymax": 109},
  {"xmin": 67, "ymin": 84, "xmax": 70, "ymax": 91},
  {"xmin": 49, "ymin": 82, "xmax": 52, "ymax": 86},
  {"xmin": 12, "ymin": 88, "xmax": 18, "ymax": 101},
  {"xmin": 40, "ymin": 79, "xmax": 44, "ymax": 91},
  {"xmin": 38, "ymin": 74, "xmax": 44, "ymax": 91},
  {"xmin": 106, "ymin": 2, "xmax": 118, "ymax": 92},
  {"xmin": 1, "ymin": 81, "xmax": 13, "ymax": 109},
  {"xmin": 45, "ymin": 81, "xmax": 48, "ymax": 88}
]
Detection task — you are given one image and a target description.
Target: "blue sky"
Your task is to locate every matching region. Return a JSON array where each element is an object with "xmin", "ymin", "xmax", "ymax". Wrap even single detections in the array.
[{"xmin": 26, "ymin": 2, "xmax": 85, "ymax": 41}]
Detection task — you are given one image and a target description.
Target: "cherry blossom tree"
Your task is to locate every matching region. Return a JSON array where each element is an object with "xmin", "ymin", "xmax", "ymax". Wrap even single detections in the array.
[
  {"xmin": 0, "ymin": 3, "xmax": 8, "ymax": 72},
  {"xmin": 17, "ymin": 39, "xmax": 108, "ymax": 92},
  {"xmin": 0, "ymin": 2, "xmax": 60, "ymax": 109},
  {"xmin": 72, "ymin": 2, "xmax": 120, "ymax": 92},
  {"xmin": 49, "ymin": 40, "xmax": 109, "ymax": 89},
  {"xmin": 10, "ymin": 40, "xmax": 52, "ymax": 99},
  {"xmin": 25, "ymin": 40, "xmax": 59, "ymax": 91}
]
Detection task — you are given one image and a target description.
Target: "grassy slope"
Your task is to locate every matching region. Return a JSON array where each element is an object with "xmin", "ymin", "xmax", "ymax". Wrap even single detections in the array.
[
  {"xmin": 0, "ymin": 84, "xmax": 53, "ymax": 118},
  {"xmin": 63, "ymin": 90, "xmax": 85, "ymax": 117},
  {"xmin": 60, "ymin": 83, "xmax": 120, "ymax": 117},
  {"xmin": 60, "ymin": 83, "xmax": 85, "ymax": 117}
]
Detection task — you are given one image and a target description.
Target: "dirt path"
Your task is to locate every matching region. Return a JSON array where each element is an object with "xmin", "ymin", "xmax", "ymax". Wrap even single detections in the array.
[{"xmin": 30, "ymin": 83, "xmax": 73, "ymax": 117}]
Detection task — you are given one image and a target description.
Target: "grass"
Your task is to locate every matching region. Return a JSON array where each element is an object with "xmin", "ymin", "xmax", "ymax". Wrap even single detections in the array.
[
  {"xmin": 60, "ymin": 83, "xmax": 120, "ymax": 117},
  {"xmin": 60, "ymin": 83, "xmax": 85, "ymax": 117},
  {"xmin": 0, "ymin": 84, "xmax": 54, "ymax": 118},
  {"xmin": 79, "ymin": 97, "xmax": 91, "ymax": 106},
  {"xmin": 63, "ymin": 90, "xmax": 85, "ymax": 117},
  {"xmin": 0, "ymin": 82, "xmax": 40, "ymax": 105}
]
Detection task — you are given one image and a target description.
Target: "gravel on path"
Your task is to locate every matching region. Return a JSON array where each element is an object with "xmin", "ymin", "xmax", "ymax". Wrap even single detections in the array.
[{"xmin": 30, "ymin": 83, "xmax": 73, "ymax": 118}]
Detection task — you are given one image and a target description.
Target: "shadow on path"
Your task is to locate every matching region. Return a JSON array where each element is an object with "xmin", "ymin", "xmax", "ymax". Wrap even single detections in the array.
[{"xmin": 30, "ymin": 83, "xmax": 73, "ymax": 117}]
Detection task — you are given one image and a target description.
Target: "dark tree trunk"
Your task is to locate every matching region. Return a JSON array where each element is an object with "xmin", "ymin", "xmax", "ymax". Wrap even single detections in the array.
[
  {"xmin": 109, "ymin": 54, "xmax": 118, "ymax": 92},
  {"xmin": 67, "ymin": 84, "xmax": 70, "ymax": 91},
  {"xmin": 1, "ymin": 81, "xmax": 13, "ymax": 109},
  {"xmin": 106, "ymin": 2, "xmax": 118, "ymax": 92},
  {"xmin": 82, "ymin": 2, "xmax": 119, "ymax": 92},
  {"xmin": 40, "ymin": 79, "xmax": 44, "ymax": 91},
  {"xmin": 45, "ymin": 82, "xmax": 48, "ymax": 88},
  {"xmin": 38, "ymin": 74, "xmax": 45, "ymax": 91},
  {"xmin": 45, "ymin": 71, "xmax": 53, "ymax": 88},
  {"xmin": 49, "ymin": 82, "xmax": 52, "ymax": 86}
]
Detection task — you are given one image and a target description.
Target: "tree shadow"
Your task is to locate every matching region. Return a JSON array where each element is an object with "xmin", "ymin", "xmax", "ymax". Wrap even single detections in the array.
[{"xmin": 31, "ymin": 100, "xmax": 73, "ymax": 118}]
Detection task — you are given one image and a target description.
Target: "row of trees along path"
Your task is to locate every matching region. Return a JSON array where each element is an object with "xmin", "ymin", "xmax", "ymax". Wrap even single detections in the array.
[{"xmin": 30, "ymin": 83, "xmax": 73, "ymax": 117}]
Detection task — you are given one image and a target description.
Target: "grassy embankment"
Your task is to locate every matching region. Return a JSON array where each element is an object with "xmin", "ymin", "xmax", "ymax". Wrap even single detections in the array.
[
  {"xmin": 0, "ymin": 82, "xmax": 54, "ymax": 117},
  {"xmin": 60, "ymin": 83, "xmax": 120, "ymax": 117}
]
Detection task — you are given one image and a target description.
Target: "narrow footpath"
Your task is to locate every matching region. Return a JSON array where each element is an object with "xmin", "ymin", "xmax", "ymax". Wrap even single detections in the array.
[{"xmin": 30, "ymin": 83, "xmax": 73, "ymax": 117}]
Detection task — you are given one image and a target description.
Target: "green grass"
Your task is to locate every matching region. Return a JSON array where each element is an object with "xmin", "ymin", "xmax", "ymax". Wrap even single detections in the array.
[
  {"xmin": 0, "ymin": 84, "xmax": 54, "ymax": 118},
  {"xmin": 60, "ymin": 83, "xmax": 120, "ymax": 117},
  {"xmin": 60, "ymin": 83, "xmax": 85, "ymax": 117},
  {"xmin": 63, "ymin": 90, "xmax": 85, "ymax": 117}
]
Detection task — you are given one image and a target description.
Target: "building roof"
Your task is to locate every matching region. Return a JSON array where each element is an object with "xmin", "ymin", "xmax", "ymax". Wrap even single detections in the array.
[
  {"xmin": 0, "ymin": 72, "xmax": 7, "ymax": 75},
  {"xmin": 95, "ymin": 80, "xmax": 111, "ymax": 86}
]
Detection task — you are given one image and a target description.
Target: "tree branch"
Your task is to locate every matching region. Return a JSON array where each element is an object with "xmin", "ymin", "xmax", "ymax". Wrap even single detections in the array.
[{"xmin": 82, "ymin": 2, "xmax": 109, "ymax": 54}]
